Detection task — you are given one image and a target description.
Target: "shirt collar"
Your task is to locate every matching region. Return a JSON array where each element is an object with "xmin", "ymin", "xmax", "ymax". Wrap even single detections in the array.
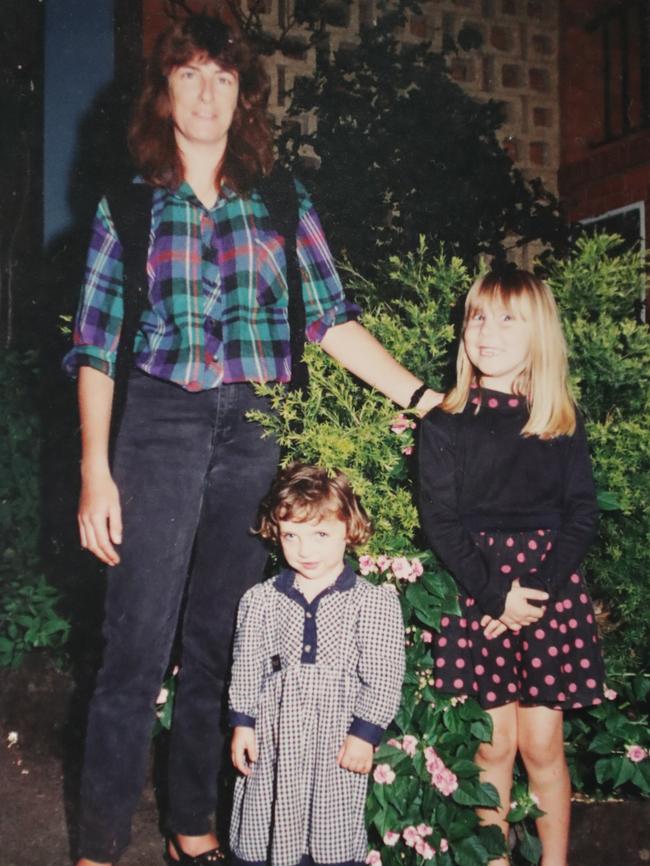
[{"xmin": 274, "ymin": 563, "xmax": 357, "ymax": 597}]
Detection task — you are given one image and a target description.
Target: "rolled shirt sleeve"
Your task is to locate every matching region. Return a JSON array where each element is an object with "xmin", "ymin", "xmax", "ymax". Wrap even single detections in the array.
[
  {"xmin": 294, "ymin": 180, "xmax": 360, "ymax": 343},
  {"xmin": 62, "ymin": 197, "xmax": 124, "ymax": 380}
]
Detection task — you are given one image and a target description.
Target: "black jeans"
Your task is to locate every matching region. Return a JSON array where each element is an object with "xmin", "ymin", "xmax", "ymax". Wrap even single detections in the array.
[{"xmin": 77, "ymin": 372, "xmax": 280, "ymax": 863}]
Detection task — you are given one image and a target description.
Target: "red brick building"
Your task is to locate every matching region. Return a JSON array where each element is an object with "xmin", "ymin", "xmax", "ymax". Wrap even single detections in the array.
[{"xmin": 559, "ymin": 0, "xmax": 650, "ymax": 253}]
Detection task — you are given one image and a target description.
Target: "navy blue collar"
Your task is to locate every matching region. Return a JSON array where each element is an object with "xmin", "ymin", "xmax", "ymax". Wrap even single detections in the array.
[{"xmin": 275, "ymin": 563, "xmax": 357, "ymax": 599}]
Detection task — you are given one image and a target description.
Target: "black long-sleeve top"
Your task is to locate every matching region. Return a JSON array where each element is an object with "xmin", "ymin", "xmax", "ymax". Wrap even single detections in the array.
[{"xmin": 417, "ymin": 388, "xmax": 599, "ymax": 619}]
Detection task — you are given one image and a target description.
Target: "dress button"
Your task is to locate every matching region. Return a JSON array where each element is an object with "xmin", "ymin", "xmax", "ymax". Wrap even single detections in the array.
[
  {"xmin": 304, "ymin": 644, "xmax": 311, "ymax": 652},
  {"xmin": 305, "ymin": 611, "xmax": 312, "ymax": 619}
]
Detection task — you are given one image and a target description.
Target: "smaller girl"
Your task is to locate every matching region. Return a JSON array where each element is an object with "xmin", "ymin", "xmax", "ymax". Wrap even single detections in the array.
[
  {"xmin": 229, "ymin": 464, "xmax": 405, "ymax": 866},
  {"xmin": 418, "ymin": 270, "xmax": 605, "ymax": 866}
]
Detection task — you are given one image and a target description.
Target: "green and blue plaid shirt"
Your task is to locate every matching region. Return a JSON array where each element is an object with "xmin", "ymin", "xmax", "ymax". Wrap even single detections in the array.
[{"xmin": 63, "ymin": 178, "xmax": 358, "ymax": 391}]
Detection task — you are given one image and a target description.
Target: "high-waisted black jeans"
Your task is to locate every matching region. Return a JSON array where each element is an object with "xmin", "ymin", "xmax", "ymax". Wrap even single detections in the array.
[{"xmin": 77, "ymin": 372, "xmax": 280, "ymax": 863}]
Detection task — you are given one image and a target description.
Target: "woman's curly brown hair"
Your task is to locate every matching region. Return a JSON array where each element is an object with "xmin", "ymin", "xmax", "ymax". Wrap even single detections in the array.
[
  {"xmin": 257, "ymin": 464, "xmax": 373, "ymax": 548},
  {"xmin": 128, "ymin": 13, "xmax": 274, "ymax": 193}
]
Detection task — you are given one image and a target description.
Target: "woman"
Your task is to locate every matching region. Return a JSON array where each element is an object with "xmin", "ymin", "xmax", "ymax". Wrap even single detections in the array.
[{"xmin": 64, "ymin": 13, "xmax": 438, "ymax": 866}]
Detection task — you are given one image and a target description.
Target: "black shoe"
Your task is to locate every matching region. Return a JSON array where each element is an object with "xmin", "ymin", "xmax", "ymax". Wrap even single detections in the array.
[{"xmin": 164, "ymin": 836, "xmax": 226, "ymax": 865}]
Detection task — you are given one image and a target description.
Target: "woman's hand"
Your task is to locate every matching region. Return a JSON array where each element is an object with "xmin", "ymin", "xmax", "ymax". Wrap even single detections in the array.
[
  {"xmin": 78, "ymin": 467, "xmax": 122, "ymax": 566},
  {"xmin": 231, "ymin": 726, "xmax": 258, "ymax": 776},
  {"xmin": 336, "ymin": 734, "xmax": 374, "ymax": 774}
]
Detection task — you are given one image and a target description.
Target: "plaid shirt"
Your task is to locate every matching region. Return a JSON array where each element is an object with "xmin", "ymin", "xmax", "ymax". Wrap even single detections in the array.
[{"xmin": 63, "ymin": 179, "xmax": 358, "ymax": 391}]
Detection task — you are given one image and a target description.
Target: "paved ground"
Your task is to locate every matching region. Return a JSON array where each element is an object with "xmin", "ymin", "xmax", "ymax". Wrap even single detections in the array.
[{"xmin": 1, "ymin": 655, "xmax": 649, "ymax": 866}]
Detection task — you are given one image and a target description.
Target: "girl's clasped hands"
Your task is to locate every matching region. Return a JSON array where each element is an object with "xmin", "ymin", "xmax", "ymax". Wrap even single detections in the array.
[{"xmin": 481, "ymin": 579, "xmax": 549, "ymax": 639}]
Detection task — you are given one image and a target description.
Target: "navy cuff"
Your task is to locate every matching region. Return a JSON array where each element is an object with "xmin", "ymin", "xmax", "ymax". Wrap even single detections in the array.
[
  {"xmin": 229, "ymin": 711, "xmax": 256, "ymax": 728},
  {"xmin": 348, "ymin": 716, "xmax": 384, "ymax": 745}
]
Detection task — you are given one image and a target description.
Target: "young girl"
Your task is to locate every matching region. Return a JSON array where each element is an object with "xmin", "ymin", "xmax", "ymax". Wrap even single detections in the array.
[
  {"xmin": 418, "ymin": 270, "xmax": 605, "ymax": 866},
  {"xmin": 229, "ymin": 464, "xmax": 405, "ymax": 866}
]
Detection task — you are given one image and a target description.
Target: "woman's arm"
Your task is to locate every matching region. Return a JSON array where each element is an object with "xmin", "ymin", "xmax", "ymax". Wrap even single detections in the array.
[
  {"xmin": 77, "ymin": 366, "xmax": 122, "ymax": 566},
  {"xmin": 320, "ymin": 320, "xmax": 441, "ymax": 414}
]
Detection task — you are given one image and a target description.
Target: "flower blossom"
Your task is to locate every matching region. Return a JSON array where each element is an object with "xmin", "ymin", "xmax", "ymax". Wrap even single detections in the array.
[
  {"xmin": 604, "ymin": 687, "xmax": 618, "ymax": 701},
  {"xmin": 373, "ymin": 763, "xmax": 396, "ymax": 784},
  {"xmin": 391, "ymin": 413, "xmax": 416, "ymax": 435},
  {"xmin": 359, "ymin": 555, "xmax": 378, "ymax": 576},
  {"xmin": 383, "ymin": 831, "xmax": 400, "ymax": 847},
  {"xmin": 402, "ymin": 445, "xmax": 414, "ymax": 456},
  {"xmin": 386, "ymin": 738, "xmax": 402, "ymax": 750},
  {"xmin": 391, "ymin": 557, "xmax": 422, "ymax": 583},
  {"xmin": 416, "ymin": 823, "xmax": 432, "ymax": 836},
  {"xmin": 415, "ymin": 838, "xmax": 436, "ymax": 859},
  {"xmin": 402, "ymin": 827, "xmax": 420, "ymax": 848},
  {"xmin": 424, "ymin": 747, "xmax": 458, "ymax": 795},
  {"xmin": 377, "ymin": 555, "xmax": 392, "ymax": 573},
  {"xmin": 626, "ymin": 744, "xmax": 648, "ymax": 763},
  {"xmin": 366, "ymin": 850, "xmax": 381, "ymax": 866},
  {"xmin": 439, "ymin": 839, "xmax": 449, "ymax": 853},
  {"xmin": 421, "ymin": 630, "xmax": 433, "ymax": 644},
  {"xmin": 402, "ymin": 735, "xmax": 418, "ymax": 757},
  {"xmin": 156, "ymin": 687, "xmax": 169, "ymax": 705}
]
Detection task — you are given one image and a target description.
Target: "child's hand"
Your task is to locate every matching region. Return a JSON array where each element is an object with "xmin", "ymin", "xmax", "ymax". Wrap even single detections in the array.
[
  {"xmin": 480, "ymin": 614, "xmax": 509, "ymax": 639},
  {"xmin": 231, "ymin": 726, "xmax": 258, "ymax": 776},
  {"xmin": 501, "ymin": 579, "xmax": 548, "ymax": 629},
  {"xmin": 336, "ymin": 735, "xmax": 373, "ymax": 774}
]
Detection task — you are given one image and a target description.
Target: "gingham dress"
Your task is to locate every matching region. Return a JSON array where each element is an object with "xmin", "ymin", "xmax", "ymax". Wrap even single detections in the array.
[{"xmin": 228, "ymin": 567, "xmax": 405, "ymax": 866}]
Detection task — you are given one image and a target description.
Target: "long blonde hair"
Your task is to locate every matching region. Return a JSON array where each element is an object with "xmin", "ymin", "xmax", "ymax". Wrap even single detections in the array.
[{"xmin": 442, "ymin": 270, "xmax": 576, "ymax": 438}]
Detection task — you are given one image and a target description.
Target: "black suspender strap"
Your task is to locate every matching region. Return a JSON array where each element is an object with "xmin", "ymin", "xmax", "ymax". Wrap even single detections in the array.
[
  {"xmin": 105, "ymin": 183, "xmax": 154, "ymax": 444},
  {"xmin": 258, "ymin": 166, "xmax": 309, "ymax": 393}
]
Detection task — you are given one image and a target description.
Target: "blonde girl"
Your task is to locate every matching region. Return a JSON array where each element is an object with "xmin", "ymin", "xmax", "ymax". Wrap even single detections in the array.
[{"xmin": 418, "ymin": 270, "xmax": 605, "ymax": 866}]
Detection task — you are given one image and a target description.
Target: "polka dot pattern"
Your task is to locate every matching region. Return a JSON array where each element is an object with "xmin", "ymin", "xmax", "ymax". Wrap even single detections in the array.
[{"xmin": 431, "ymin": 529, "xmax": 605, "ymax": 709}]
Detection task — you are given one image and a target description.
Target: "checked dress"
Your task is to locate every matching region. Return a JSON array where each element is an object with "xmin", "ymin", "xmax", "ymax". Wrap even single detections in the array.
[{"xmin": 228, "ymin": 566, "xmax": 405, "ymax": 866}]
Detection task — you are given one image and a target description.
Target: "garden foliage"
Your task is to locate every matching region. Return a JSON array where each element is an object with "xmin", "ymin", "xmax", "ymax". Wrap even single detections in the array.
[
  {"xmin": 0, "ymin": 350, "xmax": 70, "ymax": 666},
  {"xmin": 242, "ymin": 235, "xmax": 650, "ymax": 863}
]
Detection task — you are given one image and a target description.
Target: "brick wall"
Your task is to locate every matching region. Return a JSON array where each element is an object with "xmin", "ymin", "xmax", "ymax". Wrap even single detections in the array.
[{"xmin": 558, "ymin": 0, "xmax": 650, "ymax": 230}]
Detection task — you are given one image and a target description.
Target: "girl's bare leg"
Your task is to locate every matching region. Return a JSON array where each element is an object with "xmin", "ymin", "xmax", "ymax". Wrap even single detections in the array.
[
  {"xmin": 517, "ymin": 705, "xmax": 570, "ymax": 866},
  {"xmin": 475, "ymin": 702, "xmax": 519, "ymax": 865}
]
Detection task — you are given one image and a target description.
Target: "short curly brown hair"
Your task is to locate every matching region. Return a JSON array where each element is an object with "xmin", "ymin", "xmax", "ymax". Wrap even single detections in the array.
[{"xmin": 257, "ymin": 463, "xmax": 372, "ymax": 548}]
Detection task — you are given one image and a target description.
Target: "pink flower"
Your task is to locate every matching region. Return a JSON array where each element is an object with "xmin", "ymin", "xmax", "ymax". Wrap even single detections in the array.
[
  {"xmin": 358, "ymin": 555, "xmax": 377, "ymax": 576},
  {"xmin": 391, "ymin": 414, "xmax": 411, "ymax": 434},
  {"xmin": 377, "ymin": 555, "xmax": 393, "ymax": 573},
  {"xmin": 402, "ymin": 827, "xmax": 420, "ymax": 848},
  {"xmin": 626, "ymin": 744, "xmax": 648, "ymax": 763},
  {"xmin": 421, "ymin": 630, "xmax": 433, "ymax": 644},
  {"xmin": 391, "ymin": 557, "xmax": 413, "ymax": 581},
  {"xmin": 430, "ymin": 765, "xmax": 458, "ymax": 796},
  {"xmin": 410, "ymin": 558, "xmax": 424, "ymax": 578},
  {"xmin": 439, "ymin": 839, "xmax": 449, "ymax": 853},
  {"xmin": 402, "ymin": 445, "xmax": 414, "ymax": 456},
  {"xmin": 424, "ymin": 746, "xmax": 444, "ymax": 774},
  {"xmin": 366, "ymin": 850, "xmax": 382, "ymax": 866},
  {"xmin": 373, "ymin": 763, "xmax": 396, "ymax": 784},
  {"xmin": 416, "ymin": 823, "xmax": 432, "ymax": 836},
  {"xmin": 604, "ymin": 687, "xmax": 618, "ymax": 701},
  {"xmin": 383, "ymin": 831, "xmax": 400, "ymax": 847},
  {"xmin": 415, "ymin": 839, "xmax": 436, "ymax": 860},
  {"xmin": 402, "ymin": 735, "xmax": 418, "ymax": 756},
  {"xmin": 386, "ymin": 738, "xmax": 402, "ymax": 750},
  {"xmin": 156, "ymin": 687, "xmax": 169, "ymax": 705}
]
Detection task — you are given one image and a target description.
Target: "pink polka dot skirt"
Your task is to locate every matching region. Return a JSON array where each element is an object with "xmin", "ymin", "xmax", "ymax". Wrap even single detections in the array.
[{"xmin": 433, "ymin": 529, "xmax": 605, "ymax": 710}]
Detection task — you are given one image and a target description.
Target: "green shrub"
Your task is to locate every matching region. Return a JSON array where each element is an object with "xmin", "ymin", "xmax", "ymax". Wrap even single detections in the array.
[{"xmin": 0, "ymin": 349, "xmax": 70, "ymax": 666}]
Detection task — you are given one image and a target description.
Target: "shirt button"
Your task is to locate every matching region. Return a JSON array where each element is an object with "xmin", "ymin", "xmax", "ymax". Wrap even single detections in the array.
[
  {"xmin": 305, "ymin": 612, "xmax": 312, "ymax": 619},
  {"xmin": 304, "ymin": 644, "xmax": 311, "ymax": 653}
]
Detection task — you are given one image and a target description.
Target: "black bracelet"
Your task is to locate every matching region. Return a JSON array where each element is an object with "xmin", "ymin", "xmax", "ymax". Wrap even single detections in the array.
[{"xmin": 407, "ymin": 383, "xmax": 429, "ymax": 409}]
